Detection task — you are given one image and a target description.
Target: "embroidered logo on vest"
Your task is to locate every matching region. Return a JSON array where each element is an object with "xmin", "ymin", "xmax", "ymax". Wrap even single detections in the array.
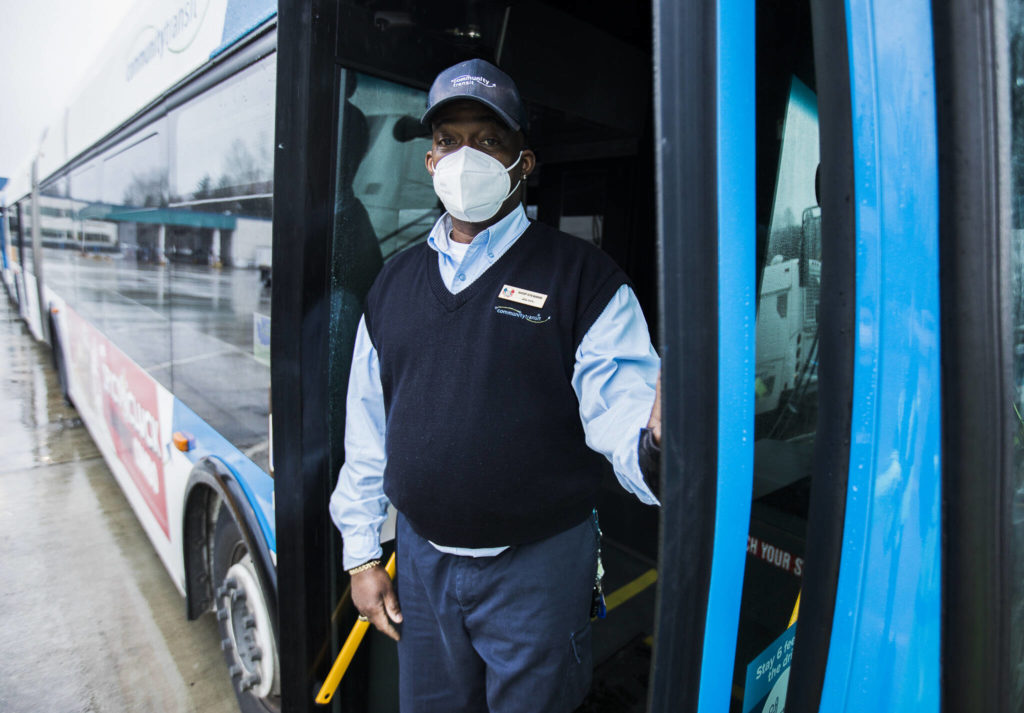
[{"xmin": 494, "ymin": 306, "xmax": 551, "ymax": 324}]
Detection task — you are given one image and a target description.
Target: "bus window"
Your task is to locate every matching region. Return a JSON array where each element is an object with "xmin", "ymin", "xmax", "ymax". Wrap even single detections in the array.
[
  {"xmin": 730, "ymin": 2, "xmax": 819, "ymax": 709},
  {"xmin": 62, "ymin": 162, "xmax": 118, "ymax": 260},
  {"xmin": 36, "ymin": 177, "xmax": 88, "ymax": 328},
  {"xmin": 327, "ymin": 70, "xmax": 443, "ymax": 480},
  {"xmin": 47, "ymin": 55, "xmax": 278, "ymax": 474},
  {"xmin": 51, "ymin": 129, "xmax": 175, "ymax": 393},
  {"xmin": 326, "ymin": 70, "xmax": 439, "ymax": 473},
  {"xmin": 167, "ymin": 54, "xmax": 276, "ymax": 473},
  {"xmin": 323, "ymin": 68, "xmax": 437, "ymax": 711},
  {"xmin": 1008, "ymin": 0, "xmax": 1024, "ymax": 702},
  {"xmin": 39, "ymin": 180, "xmax": 76, "ymax": 254}
]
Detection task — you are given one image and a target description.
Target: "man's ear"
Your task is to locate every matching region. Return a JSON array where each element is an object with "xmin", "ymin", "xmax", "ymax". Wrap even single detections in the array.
[
  {"xmin": 520, "ymin": 149, "xmax": 537, "ymax": 179},
  {"xmin": 425, "ymin": 151, "xmax": 435, "ymax": 176}
]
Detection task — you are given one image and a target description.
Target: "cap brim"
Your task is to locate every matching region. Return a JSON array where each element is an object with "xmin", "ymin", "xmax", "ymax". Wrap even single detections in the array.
[{"xmin": 420, "ymin": 95, "xmax": 520, "ymax": 132}]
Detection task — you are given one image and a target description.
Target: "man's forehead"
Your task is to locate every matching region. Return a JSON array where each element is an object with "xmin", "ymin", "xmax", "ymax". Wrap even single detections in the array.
[{"xmin": 431, "ymin": 100, "xmax": 511, "ymax": 131}]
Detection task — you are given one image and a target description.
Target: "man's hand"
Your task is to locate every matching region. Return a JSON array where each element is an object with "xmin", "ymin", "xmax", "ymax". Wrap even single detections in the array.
[
  {"xmin": 351, "ymin": 565, "xmax": 403, "ymax": 641},
  {"xmin": 647, "ymin": 372, "xmax": 662, "ymax": 446}
]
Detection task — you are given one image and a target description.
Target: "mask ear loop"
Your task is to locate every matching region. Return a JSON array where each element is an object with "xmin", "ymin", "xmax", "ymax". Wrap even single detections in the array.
[{"xmin": 501, "ymin": 151, "xmax": 525, "ymax": 202}]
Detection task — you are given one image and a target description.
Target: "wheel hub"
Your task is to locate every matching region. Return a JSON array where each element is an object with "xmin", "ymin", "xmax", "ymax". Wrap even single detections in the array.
[{"xmin": 216, "ymin": 556, "xmax": 278, "ymax": 701}]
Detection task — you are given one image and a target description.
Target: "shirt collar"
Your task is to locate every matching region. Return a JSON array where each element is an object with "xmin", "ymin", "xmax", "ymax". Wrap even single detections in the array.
[{"xmin": 427, "ymin": 204, "xmax": 530, "ymax": 258}]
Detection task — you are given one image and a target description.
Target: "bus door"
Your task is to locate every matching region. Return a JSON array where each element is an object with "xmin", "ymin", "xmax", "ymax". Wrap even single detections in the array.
[
  {"xmin": 26, "ymin": 163, "xmax": 49, "ymax": 342},
  {"xmin": 274, "ymin": 1, "xmax": 664, "ymax": 711},
  {"xmin": 651, "ymin": 0, "xmax": 943, "ymax": 712},
  {"xmin": 276, "ymin": 0, "xmax": 941, "ymax": 710},
  {"xmin": 0, "ymin": 202, "xmax": 8, "ymax": 273},
  {"xmin": 10, "ymin": 200, "xmax": 26, "ymax": 309},
  {"xmin": 12, "ymin": 198, "xmax": 36, "ymax": 332}
]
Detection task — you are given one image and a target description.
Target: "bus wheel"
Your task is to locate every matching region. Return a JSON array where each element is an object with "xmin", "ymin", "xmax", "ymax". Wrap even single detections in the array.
[{"xmin": 213, "ymin": 506, "xmax": 280, "ymax": 713}]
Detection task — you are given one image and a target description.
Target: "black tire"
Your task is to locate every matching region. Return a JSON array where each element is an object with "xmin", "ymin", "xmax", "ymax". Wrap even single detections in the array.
[
  {"xmin": 213, "ymin": 505, "xmax": 281, "ymax": 713},
  {"xmin": 49, "ymin": 318, "xmax": 71, "ymax": 405}
]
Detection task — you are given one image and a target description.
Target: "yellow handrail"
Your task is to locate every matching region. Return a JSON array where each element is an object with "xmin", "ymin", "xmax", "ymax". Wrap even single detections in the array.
[
  {"xmin": 788, "ymin": 591, "xmax": 801, "ymax": 628},
  {"xmin": 314, "ymin": 552, "xmax": 396, "ymax": 705}
]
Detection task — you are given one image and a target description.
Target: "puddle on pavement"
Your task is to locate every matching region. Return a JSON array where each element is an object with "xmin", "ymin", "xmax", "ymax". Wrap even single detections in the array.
[{"xmin": 1, "ymin": 302, "xmax": 99, "ymax": 471}]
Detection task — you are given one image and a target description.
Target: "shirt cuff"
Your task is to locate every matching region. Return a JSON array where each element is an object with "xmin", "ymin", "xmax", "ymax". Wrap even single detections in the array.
[{"xmin": 341, "ymin": 532, "xmax": 384, "ymax": 571}]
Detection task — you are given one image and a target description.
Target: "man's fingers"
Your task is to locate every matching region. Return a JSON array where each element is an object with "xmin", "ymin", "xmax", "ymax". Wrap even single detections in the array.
[
  {"xmin": 384, "ymin": 589, "xmax": 403, "ymax": 624},
  {"xmin": 350, "ymin": 566, "xmax": 401, "ymax": 640},
  {"xmin": 648, "ymin": 371, "xmax": 662, "ymax": 445},
  {"xmin": 368, "ymin": 604, "xmax": 401, "ymax": 641}
]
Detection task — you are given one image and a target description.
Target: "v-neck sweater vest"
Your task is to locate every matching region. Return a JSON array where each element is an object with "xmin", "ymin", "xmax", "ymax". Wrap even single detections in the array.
[{"xmin": 363, "ymin": 222, "xmax": 629, "ymax": 547}]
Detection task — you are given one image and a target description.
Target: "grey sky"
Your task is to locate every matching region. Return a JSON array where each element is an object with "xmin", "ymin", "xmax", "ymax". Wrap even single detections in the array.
[{"xmin": 0, "ymin": 0, "xmax": 136, "ymax": 180}]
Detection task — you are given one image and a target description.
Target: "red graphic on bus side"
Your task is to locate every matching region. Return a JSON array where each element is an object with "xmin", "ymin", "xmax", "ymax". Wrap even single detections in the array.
[{"xmin": 96, "ymin": 332, "xmax": 169, "ymax": 537}]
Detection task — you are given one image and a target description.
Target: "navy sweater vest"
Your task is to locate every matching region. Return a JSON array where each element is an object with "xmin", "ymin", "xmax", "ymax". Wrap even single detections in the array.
[{"xmin": 363, "ymin": 221, "xmax": 629, "ymax": 547}]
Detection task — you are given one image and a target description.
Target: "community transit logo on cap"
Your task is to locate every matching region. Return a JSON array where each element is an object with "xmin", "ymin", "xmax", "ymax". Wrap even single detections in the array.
[
  {"xmin": 421, "ymin": 58, "xmax": 527, "ymax": 132},
  {"xmin": 451, "ymin": 74, "xmax": 497, "ymax": 88}
]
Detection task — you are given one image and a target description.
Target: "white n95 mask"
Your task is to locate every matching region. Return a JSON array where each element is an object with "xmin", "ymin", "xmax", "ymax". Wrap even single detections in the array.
[{"xmin": 432, "ymin": 148, "xmax": 523, "ymax": 223}]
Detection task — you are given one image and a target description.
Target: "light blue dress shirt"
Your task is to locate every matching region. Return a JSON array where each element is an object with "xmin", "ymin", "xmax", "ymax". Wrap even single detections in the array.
[{"xmin": 329, "ymin": 205, "xmax": 661, "ymax": 569}]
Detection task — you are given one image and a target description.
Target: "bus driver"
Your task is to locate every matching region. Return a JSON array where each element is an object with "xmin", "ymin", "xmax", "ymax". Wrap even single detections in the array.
[{"xmin": 329, "ymin": 58, "xmax": 662, "ymax": 712}]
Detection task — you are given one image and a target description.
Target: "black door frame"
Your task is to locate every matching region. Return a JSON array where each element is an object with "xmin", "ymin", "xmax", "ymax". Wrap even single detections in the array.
[{"xmin": 272, "ymin": 1, "xmax": 342, "ymax": 711}]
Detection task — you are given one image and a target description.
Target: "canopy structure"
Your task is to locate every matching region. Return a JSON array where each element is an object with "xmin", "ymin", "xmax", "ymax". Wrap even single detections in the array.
[{"xmin": 78, "ymin": 203, "xmax": 237, "ymax": 231}]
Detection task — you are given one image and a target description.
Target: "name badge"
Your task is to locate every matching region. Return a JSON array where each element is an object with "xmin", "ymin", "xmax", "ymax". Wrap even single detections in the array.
[{"xmin": 498, "ymin": 284, "xmax": 548, "ymax": 308}]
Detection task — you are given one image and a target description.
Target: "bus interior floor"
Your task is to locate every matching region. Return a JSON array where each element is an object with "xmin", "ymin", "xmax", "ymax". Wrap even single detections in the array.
[
  {"xmin": 576, "ymin": 636, "xmax": 652, "ymax": 713},
  {"xmin": 576, "ymin": 537, "xmax": 658, "ymax": 712},
  {"xmin": 0, "ymin": 296, "xmax": 239, "ymax": 713}
]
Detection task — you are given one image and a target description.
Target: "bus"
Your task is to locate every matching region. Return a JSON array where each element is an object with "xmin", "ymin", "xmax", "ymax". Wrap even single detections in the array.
[
  {"xmin": 3, "ymin": 0, "xmax": 1023, "ymax": 712},
  {"xmin": 2, "ymin": 2, "xmax": 280, "ymax": 711}
]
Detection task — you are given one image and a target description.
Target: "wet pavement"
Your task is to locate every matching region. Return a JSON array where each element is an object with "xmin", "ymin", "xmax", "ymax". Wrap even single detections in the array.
[{"xmin": 0, "ymin": 294, "xmax": 239, "ymax": 713}]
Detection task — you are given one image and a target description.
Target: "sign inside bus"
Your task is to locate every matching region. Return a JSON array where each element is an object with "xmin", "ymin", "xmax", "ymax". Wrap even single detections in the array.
[
  {"xmin": 747, "ymin": 535, "xmax": 804, "ymax": 577},
  {"xmin": 64, "ymin": 307, "xmax": 170, "ymax": 537}
]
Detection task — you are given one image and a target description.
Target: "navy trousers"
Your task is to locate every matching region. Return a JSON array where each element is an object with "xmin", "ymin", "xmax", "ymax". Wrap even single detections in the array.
[{"xmin": 395, "ymin": 513, "xmax": 598, "ymax": 713}]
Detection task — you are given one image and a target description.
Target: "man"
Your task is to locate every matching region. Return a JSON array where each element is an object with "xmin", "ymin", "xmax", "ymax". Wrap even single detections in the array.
[{"xmin": 330, "ymin": 58, "xmax": 661, "ymax": 713}]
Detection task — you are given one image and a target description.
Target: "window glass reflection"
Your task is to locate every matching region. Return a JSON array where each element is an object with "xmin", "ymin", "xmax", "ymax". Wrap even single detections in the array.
[
  {"xmin": 66, "ymin": 163, "xmax": 118, "ymax": 254},
  {"xmin": 327, "ymin": 70, "xmax": 439, "ymax": 482},
  {"xmin": 12, "ymin": 200, "xmax": 29, "ymax": 272},
  {"xmin": 756, "ymin": 77, "xmax": 820, "ymax": 435},
  {"xmin": 102, "ymin": 133, "xmax": 166, "ymax": 208},
  {"xmin": 171, "ymin": 54, "xmax": 275, "ymax": 222},
  {"xmin": 20, "ymin": 198, "xmax": 35, "ymax": 274},
  {"xmin": 11, "ymin": 200, "xmax": 32, "ymax": 314},
  {"xmin": 34, "ymin": 55, "xmax": 276, "ymax": 474},
  {"xmin": 1007, "ymin": 0, "xmax": 1024, "ymax": 702},
  {"xmin": 732, "ymin": 74, "xmax": 821, "ymax": 710},
  {"xmin": 347, "ymin": 72, "xmax": 439, "ymax": 259},
  {"xmin": 3, "ymin": 206, "xmax": 16, "ymax": 276},
  {"xmin": 43, "ymin": 128, "xmax": 175, "ymax": 391},
  {"xmin": 167, "ymin": 55, "xmax": 275, "ymax": 472}
]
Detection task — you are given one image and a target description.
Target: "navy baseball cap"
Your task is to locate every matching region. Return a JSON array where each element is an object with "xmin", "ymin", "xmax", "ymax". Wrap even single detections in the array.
[{"xmin": 421, "ymin": 58, "xmax": 527, "ymax": 132}]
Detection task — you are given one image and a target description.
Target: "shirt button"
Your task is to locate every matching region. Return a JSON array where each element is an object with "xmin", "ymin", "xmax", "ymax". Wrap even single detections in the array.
[
  {"xmin": 458, "ymin": 273, "xmax": 466, "ymax": 281},
  {"xmin": 487, "ymin": 252, "xmax": 494, "ymax": 258}
]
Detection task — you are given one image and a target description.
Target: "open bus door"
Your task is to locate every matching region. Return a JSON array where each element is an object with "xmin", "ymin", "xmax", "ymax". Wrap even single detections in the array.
[
  {"xmin": 274, "ymin": 4, "xmax": 663, "ymax": 711},
  {"xmin": 653, "ymin": 0, "xmax": 945, "ymax": 711},
  {"xmin": 271, "ymin": 1, "xmax": 828, "ymax": 711},
  {"xmin": 272, "ymin": 1, "xmax": 941, "ymax": 712}
]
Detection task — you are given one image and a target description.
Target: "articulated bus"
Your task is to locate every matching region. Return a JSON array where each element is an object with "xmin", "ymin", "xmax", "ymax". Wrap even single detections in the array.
[{"xmin": 3, "ymin": 0, "xmax": 1023, "ymax": 711}]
